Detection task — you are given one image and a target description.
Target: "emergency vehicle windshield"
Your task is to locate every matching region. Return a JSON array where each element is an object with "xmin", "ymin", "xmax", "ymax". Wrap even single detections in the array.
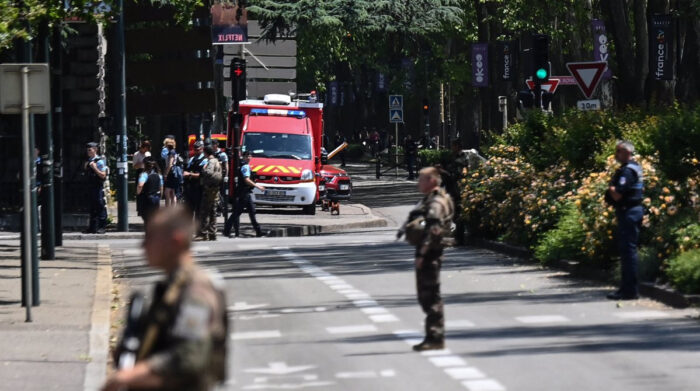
[{"xmin": 243, "ymin": 132, "xmax": 313, "ymax": 160}]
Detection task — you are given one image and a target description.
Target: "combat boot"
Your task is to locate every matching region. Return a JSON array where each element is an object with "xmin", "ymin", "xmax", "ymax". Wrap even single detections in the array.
[{"xmin": 412, "ymin": 339, "xmax": 445, "ymax": 352}]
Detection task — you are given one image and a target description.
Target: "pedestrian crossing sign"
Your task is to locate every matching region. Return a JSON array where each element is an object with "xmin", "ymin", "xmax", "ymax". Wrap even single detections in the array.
[
  {"xmin": 389, "ymin": 95, "xmax": 403, "ymax": 109},
  {"xmin": 390, "ymin": 109, "xmax": 404, "ymax": 123}
]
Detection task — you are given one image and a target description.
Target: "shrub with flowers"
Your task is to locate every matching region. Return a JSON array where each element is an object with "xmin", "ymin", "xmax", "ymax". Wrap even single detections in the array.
[{"xmin": 462, "ymin": 106, "xmax": 700, "ymax": 292}]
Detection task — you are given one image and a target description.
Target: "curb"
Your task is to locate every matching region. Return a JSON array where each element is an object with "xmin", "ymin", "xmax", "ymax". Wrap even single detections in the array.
[
  {"xmin": 468, "ymin": 236, "xmax": 700, "ymax": 309},
  {"xmin": 83, "ymin": 244, "xmax": 113, "ymax": 391}
]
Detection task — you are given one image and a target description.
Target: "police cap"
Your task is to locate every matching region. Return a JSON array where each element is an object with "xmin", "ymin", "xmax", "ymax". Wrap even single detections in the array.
[
  {"xmin": 193, "ymin": 140, "xmax": 204, "ymax": 149},
  {"xmin": 86, "ymin": 142, "xmax": 98, "ymax": 149}
]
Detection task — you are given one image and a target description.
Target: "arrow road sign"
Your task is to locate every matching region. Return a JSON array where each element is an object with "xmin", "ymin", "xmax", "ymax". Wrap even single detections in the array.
[
  {"xmin": 389, "ymin": 95, "xmax": 403, "ymax": 109},
  {"xmin": 244, "ymin": 362, "xmax": 316, "ymax": 375},
  {"xmin": 566, "ymin": 61, "xmax": 607, "ymax": 99},
  {"xmin": 525, "ymin": 78, "xmax": 560, "ymax": 93},
  {"xmin": 389, "ymin": 109, "xmax": 404, "ymax": 123}
]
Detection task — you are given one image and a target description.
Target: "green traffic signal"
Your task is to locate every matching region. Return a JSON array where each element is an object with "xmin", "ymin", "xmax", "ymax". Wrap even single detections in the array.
[{"xmin": 536, "ymin": 68, "xmax": 548, "ymax": 80}]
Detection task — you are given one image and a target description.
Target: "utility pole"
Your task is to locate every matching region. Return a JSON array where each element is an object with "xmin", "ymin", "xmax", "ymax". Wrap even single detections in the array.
[
  {"xmin": 114, "ymin": 0, "xmax": 129, "ymax": 231},
  {"xmin": 52, "ymin": 24, "xmax": 64, "ymax": 246},
  {"xmin": 39, "ymin": 23, "xmax": 55, "ymax": 260}
]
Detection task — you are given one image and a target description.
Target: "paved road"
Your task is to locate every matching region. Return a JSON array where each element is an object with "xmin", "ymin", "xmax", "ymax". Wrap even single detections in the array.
[{"xmin": 108, "ymin": 228, "xmax": 700, "ymax": 391}]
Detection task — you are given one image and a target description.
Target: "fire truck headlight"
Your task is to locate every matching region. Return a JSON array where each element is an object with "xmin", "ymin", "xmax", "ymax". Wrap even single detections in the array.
[{"xmin": 300, "ymin": 169, "xmax": 314, "ymax": 182}]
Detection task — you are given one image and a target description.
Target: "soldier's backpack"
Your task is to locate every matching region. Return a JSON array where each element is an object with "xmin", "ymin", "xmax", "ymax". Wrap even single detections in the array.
[{"xmin": 201, "ymin": 157, "xmax": 223, "ymax": 188}]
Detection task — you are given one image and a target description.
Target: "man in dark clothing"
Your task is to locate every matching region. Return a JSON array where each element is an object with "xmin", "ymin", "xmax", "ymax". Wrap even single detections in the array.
[
  {"xmin": 605, "ymin": 141, "xmax": 644, "ymax": 301},
  {"xmin": 184, "ymin": 141, "xmax": 207, "ymax": 220},
  {"xmin": 223, "ymin": 151, "xmax": 266, "ymax": 238},
  {"xmin": 334, "ymin": 133, "xmax": 346, "ymax": 167},
  {"xmin": 84, "ymin": 142, "xmax": 107, "ymax": 234},
  {"xmin": 405, "ymin": 134, "xmax": 418, "ymax": 180}
]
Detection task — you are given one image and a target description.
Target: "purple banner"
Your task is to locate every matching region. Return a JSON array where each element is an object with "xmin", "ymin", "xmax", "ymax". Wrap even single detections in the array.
[
  {"xmin": 471, "ymin": 43, "xmax": 489, "ymax": 87},
  {"xmin": 328, "ymin": 81, "xmax": 339, "ymax": 106},
  {"xmin": 592, "ymin": 19, "xmax": 612, "ymax": 79},
  {"xmin": 650, "ymin": 14, "xmax": 674, "ymax": 81}
]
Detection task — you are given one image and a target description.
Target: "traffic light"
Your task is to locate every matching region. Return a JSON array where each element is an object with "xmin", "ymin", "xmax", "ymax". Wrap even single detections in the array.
[
  {"xmin": 230, "ymin": 58, "xmax": 246, "ymax": 102},
  {"xmin": 531, "ymin": 34, "xmax": 549, "ymax": 82},
  {"xmin": 422, "ymin": 99, "xmax": 429, "ymax": 115}
]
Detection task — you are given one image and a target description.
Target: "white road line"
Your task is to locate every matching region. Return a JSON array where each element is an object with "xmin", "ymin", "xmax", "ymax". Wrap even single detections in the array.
[
  {"xmin": 192, "ymin": 245, "xmax": 210, "ymax": 252},
  {"xmin": 447, "ymin": 320, "xmax": 476, "ymax": 328},
  {"xmin": 515, "ymin": 315, "xmax": 570, "ymax": 324},
  {"xmin": 393, "ymin": 330, "xmax": 421, "ymax": 338},
  {"xmin": 420, "ymin": 349, "xmax": 452, "ymax": 356},
  {"xmin": 337, "ymin": 289, "xmax": 362, "ymax": 295},
  {"xmin": 614, "ymin": 311, "xmax": 671, "ymax": 319},
  {"xmin": 231, "ymin": 330, "xmax": 281, "ymax": 340},
  {"xmin": 369, "ymin": 314, "xmax": 400, "ymax": 323},
  {"xmin": 379, "ymin": 370, "xmax": 396, "ymax": 377},
  {"xmin": 462, "ymin": 379, "xmax": 506, "ymax": 391},
  {"xmin": 326, "ymin": 325, "xmax": 377, "ymax": 334},
  {"xmin": 429, "ymin": 356, "xmax": 468, "ymax": 367},
  {"xmin": 361, "ymin": 307, "xmax": 388, "ymax": 315},
  {"xmin": 345, "ymin": 292, "xmax": 371, "ymax": 300},
  {"xmin": 329, "ymin": 284, "xmax": 354, "ymax": 290},
  {"xmin": 353, "ymin": 299, "xmax": 378, "ymax": 307},
  {"xmin": 122, "ymin": 248, "xmax": 142, "ymax": 256},
  {"xmin": 336, "ymin": 371, "xmax": 377, "ymax": 379},
  {"xmin": 445, "ymin": 367, "xmax": 485, "ymax": 380}
]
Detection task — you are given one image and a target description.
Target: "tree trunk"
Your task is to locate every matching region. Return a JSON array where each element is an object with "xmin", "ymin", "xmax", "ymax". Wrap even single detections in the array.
[{"xmin": 606, "ymin": 0, "xmax": 644, "ymax": 105}]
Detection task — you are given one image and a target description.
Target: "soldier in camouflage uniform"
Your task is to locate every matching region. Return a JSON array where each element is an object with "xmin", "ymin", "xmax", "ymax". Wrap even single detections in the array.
[
  {"xmin": 104, "ymin": 207, "xmax": 228, "ymax": 391},
  {"xmin": 399, "ymin": 166, "xmax": 454, "ymax": 351},
  {"xmin": 195, "ymin": 146, "xmax": 223, "ymax": 241}
]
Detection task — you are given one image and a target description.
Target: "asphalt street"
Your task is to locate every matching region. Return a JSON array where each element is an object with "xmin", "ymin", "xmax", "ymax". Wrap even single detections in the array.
[{"xmin": 107, "ymin": 227, "xmax": 700, "ymax": 391}]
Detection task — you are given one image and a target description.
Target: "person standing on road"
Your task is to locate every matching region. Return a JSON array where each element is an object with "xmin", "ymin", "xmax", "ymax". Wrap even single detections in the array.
[
  {"xmin": 104, "ymin": 207, "xmax": 228, "ymax": 391},
  {"xmin": 184, "ymin": 141, "xmax": 207, "ymax": 220},
  {"xmin": 136, "ymin": 157, "xmax": 163, "ymax": 229},
  {"xmin": 195, "ymin": 145, "xmax": 223, "ymax": 241},
  {"xmin": 605, "ymin": 141, "xmax": 644, "ymax": 301},
  {"xmin": 164, "ymin": 147, "xmax": 184, "ymax": 207},
  {"xmin": 84, "ymin": 142, "xmax": 108, "ymax": 234},
  {"xmin": 133, "ymin": 140, "xmax": 152, "ymax": 176},
  {"xmin": 405, "ymin": 134, "xmax": 418, "ymax": 180},
  {"xmin": 223, "ymin": 150, "xmax": 266, "ymax": 238},
  {"xmin": 398, "ymin": 167, "xmax": 454, "ymax": 351},
  {"xmin": 212, "ymin": 139, "xmax": 229, "ymax": 216}
]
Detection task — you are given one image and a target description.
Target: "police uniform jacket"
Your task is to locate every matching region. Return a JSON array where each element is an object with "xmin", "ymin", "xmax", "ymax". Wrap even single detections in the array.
[{"xmin": 610, "ymin": 160, "xmax": 644, "ymax": 209}]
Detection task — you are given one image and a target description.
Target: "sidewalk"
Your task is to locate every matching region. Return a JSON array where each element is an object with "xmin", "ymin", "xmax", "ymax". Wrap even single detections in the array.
[{"xmin": 0, "ymin": 242, "xmax": 112, "ymax": 391}]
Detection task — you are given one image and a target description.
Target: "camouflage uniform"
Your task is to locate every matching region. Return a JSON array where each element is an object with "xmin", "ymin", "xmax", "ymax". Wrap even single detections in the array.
[
  {"xmin": 198, "ymin": 187, "xmax": 220, "ymax": 240},
  {"xmin": 140, "ymin": 263, "xmax": 228, "ymax": 390},
  {"xmin": 412, "ymin": 188, "xmax": 454, "ymax": 343}
]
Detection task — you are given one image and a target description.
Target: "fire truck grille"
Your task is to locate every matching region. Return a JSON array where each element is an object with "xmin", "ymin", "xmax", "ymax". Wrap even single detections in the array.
[{"xmin": 257, "ymin": 194, "xmax": 296, "ymax": 203}]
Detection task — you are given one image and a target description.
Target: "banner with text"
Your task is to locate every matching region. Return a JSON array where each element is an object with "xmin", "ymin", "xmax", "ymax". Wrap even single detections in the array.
[
  {"xmin": 591, "ymin": 19, "xmax": 612, "ymax": 79},
  {"xmin": 211, "ymin": 2, "xmax": 249, "ymax": 44},
  {"xmin": 471, "ymin": 43, "xmax": 489, "ymax": 87},
  {"xmin": 650, "ymin": 14, "xmax": 674, "ymax": 80},
  {"xmin": 495, "ymin": 41, "xmax": 516, "ymax": 81}
]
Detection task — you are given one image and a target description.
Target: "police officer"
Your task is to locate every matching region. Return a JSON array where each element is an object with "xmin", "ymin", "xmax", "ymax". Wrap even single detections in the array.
[
  {"xmin": 195, "ymin": 145, "xmax": 222, "ymax": 241},
  {"xmin": 84, "ymin": 142, "xmax": 107, "ymax": 234},
  {"xmin": 223, "ymin": 150, "xmax": 266, "ymax": 238},
  {"xmin": 211, "ymin": 139, "xmax": 228, "ymax": 216},
  {"xmin": 104, "ymin": 207, "xmax": 228, "ymax": 391},
  {"xmin": 184, "ymin": 141, "xmax": 208, "ymax": 220},
  {"xmin": 399, "ymin": 167, "xmax": 454, "ymax": 351},
  {"xmin": 405, "ymin": 134, "xmax": 418, "ymax": 180},
  {"xmin": 606, "ymin": 141, "xmax": 644, "ymax": 300}
]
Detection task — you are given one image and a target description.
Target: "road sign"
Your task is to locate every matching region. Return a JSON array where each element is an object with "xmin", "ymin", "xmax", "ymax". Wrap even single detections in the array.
[
  {"xmin": 0, "ymin": 64, "xmax": 51, "ymax": 114},
  {"xmin": 551, "ymin": 75, "xmax": 578, "ymax": 85},
  {"xmin": 525, "ymin": 78, "xmax": 560, "ymax": 93},
  {"xmin": 566, "ymin": 61, "xmax": 607, "ymax": 99},
  {"xmin": 577, "ymin": 99, "xmax": 601, "ymax": 111},
  {"xmin": 389, "ymin": 109, "xmax": 404, "ymax": 123},
  {"xmin": 389, "ymin": 95, "xmax": 403, "ymax": 109}
]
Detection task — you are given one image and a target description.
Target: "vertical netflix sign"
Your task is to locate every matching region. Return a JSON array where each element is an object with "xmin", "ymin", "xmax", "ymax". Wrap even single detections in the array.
[
  {"xmin": 650, "ymin": 14, "xmax": 674, "ymax": 80},
  {"xmin": 471, "ymin": 43, "xmax": 489, "ymax": 87},
  {"xmin": 592, "ymin": 19, "xmax": 612, "ymax": 79},
  {"xmin": 211, "ymin": 1, "xmax": 249, "ymax": 44},
  {"xmin": 496, "ymin": 41, "xmax": 515, "ymax": 81}
]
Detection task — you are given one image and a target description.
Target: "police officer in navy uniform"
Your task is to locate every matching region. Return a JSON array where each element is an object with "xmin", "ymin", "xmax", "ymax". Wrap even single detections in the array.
[
  {"xmin": 605, "ymin": 141, "xmax": 644, "ymax": 301},
  {"xmin": 84, "ymin": 142, "xmax": 108, "ymax": 234},
  {"xmin": 184, "ymin": 141, "xmax": 208, "ymax": 220},
  {"xmin": 223, "ymin": 150, "xmax": 266, "ymax": 238},
  {"xmin": 405, "ymin": 134, "xmax": 418, "ymax": 180}
]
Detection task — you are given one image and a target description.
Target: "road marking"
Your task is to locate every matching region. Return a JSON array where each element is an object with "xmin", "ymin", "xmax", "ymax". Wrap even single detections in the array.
[
  {"xmin": 515, "ymin": 315, "xmax": 570, "ymax": 324},
  {"xmin": 447, "ymin": 320, "xmax": 476, "ymax": 328},
  {"xmin": 244, "ymin": 362, "xmax": 315, "ymax": 375},
  {"xmin": 345, "ymin": 292, "xmax": 371, "ymax": 300},
  {"xmin": 379, "ymin": 369, "xmax": 396, "ymax": 377},
  {"xmin": 230, "ymin": 302, "xmax": 269, "ymax": 311},
  {"xmin": 231, "ymin": 330, "xmax": 281, "ymax": 340},
  {"xmin": 326, "ymin": 325, "xmax": 377, "ymax": 334},
  {"xmin": 445, "ymin": 367, "xmax": 485, "ymax": 380},
  {"xmin": 353, "ymin": 299, "xmax": 378, "ymax": 307},
  {"xmin": 614, "ymin": 311, "xmax": 670, "ymax": 319},
  {"xmin": 337, "ymin": 289, "xmax": 362, "ymax": 295},
  {"xmin": 336, "ymin": 371, "xmax": 376, "ymax": 379},
  {"xmin": 429, "ymin": 356, "xmax": 468, "ymax": 367},
  {"xmin": 421, "ymin": 349, "xmax": 452, "ymax": 356},
  {"xmin": 192, "ymin": 245, "xmax": 210, "ymax": 252},
  {"xmin": 462, "ymin": 379, "xmax": 506, "ymax": 391},
  {"xmin": 329, "ymin": 284, "xmax": 354, "ymax": 290},
  {"xmin": 237, "ymin": 314, "xmax": 280, "ymax": 321},
  {"xmin": 361, "ymin": 307, "xmax": 388, "ymax": 315},
  {"xmin": 317, "ymin": 276, "xmax": 342, "ymax": 283},
  {"xmin": 122, "ymin": 248, "xmax": 142, "ymax": 256},
  {"xmin": 369, "ymin": 314, "xmax": 400, "ymax": 323}
]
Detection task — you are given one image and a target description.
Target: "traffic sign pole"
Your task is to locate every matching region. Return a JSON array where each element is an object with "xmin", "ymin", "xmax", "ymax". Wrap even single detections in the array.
[{"xmin": 20, "ymin": 66, "xmax": 33, "ymax": 322}]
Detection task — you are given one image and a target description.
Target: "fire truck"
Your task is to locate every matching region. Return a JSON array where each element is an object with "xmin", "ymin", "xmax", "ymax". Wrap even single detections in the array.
[{"xmin": 227, "ymin": 93, "xmax": 329, "ymax": 215}]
